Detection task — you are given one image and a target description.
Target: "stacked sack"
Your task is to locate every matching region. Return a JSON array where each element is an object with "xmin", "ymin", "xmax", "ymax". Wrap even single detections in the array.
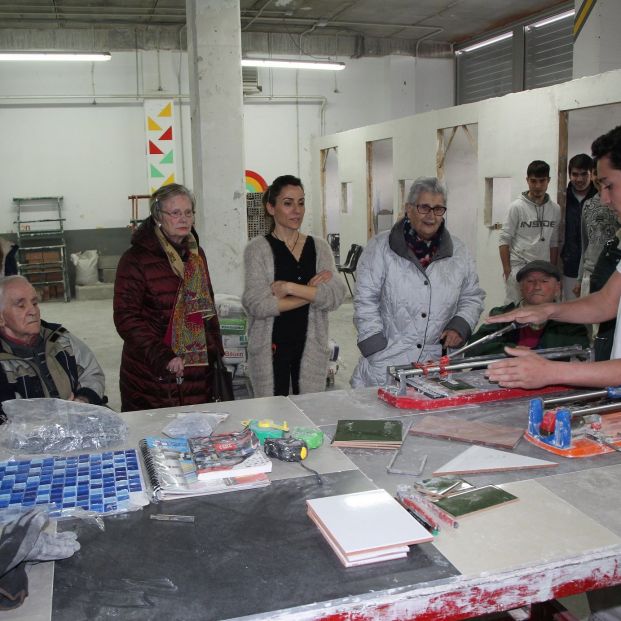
[{"xmin": 214, "ymin": 294, "xmax": 251, "ymax": 398}]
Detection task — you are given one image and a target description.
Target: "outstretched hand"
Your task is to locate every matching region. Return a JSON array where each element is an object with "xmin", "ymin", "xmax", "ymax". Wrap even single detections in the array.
[
  {"xmin": 485, "ymin": 346, "xmax": 556, "ymax": 389},
  {"xmin": 486, "ymin": 303, "xmax": 553, "ymax": 327}
]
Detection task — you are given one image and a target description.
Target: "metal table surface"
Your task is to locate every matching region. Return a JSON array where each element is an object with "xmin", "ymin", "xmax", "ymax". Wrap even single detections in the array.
[{"xmin": 3, "ymin": 390, "xmax": 621, "ymax": 621}]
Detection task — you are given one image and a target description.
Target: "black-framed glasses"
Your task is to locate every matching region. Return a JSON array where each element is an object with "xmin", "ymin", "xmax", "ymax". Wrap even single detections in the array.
[
  {"xmin": 160, "ymin": 209, "xmax": 195, "ymax": 219},
  {"xmin": 416, "ymin": 203, "xmax": 446, "ymax": 216}
]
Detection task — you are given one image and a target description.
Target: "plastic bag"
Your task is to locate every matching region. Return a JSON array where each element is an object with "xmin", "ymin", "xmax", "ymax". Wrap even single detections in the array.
[
  {"xmin": 0, "ymin": 398, "xmax": 127, "ymax": 454},
  {"xmin": 70, "ymin": 250, "xmax": 99, "ymax": 285},
  {"xmin": 161, "ymin": 411, "xmax": 228, "ymax": 438},
  {"xmin": 214, "ymin": 293, "xmax": 246, "ymax": 318}
]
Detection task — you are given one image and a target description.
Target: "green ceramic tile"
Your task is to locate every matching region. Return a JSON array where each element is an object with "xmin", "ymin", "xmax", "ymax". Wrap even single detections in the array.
[
  {"xmin": 332, "ymin": 419, "xmax": 403, "ymax": 443},
  {"xmin": 433, "ymin": 485, "xmax": 517, "ymax": 518}
]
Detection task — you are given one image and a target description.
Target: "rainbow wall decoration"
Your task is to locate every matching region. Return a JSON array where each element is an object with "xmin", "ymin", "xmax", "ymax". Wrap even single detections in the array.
[
  {"xmin": 145, "ymin": 100, "xmax": 178, "ymax": 193},
  {"xmin": 245, "ymin": 170, "xmax": 268, "ymax": 194}
]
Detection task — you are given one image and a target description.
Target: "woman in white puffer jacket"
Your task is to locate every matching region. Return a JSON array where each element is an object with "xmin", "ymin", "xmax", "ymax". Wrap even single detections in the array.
[{"xmin": 351, "ymin": 176, "xmax": 485, "ymax": 388}]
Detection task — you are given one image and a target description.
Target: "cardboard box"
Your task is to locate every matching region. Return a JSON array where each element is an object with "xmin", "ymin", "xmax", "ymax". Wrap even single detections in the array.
[
  {"xmin": 34, "ymin": 285, "xmax": 50, "ymax": 301},
  {"xmin": 23, "ymin": 250, "xmax": 44, "ymax": 264},
  {"xmin": 219, "ymin": 317, "xmax": 247, "ymax": 335},
  {"xmin": 47, "ymin": 283, "xmax": 65, "ymax": 299},
  {"xmin": 222, "ymin": 334, "xmax": 248, "ymax": 348},
  {"xmin": 223, "ymin": 347, "xmax": 247, "ymax": 365},
  {"xmin": 42, "ymin": 250, "xmax": 62, "ymax": 263},
  {"xmin": 43, "ymin": 269, "xmax": 63, "ymax": 282}
]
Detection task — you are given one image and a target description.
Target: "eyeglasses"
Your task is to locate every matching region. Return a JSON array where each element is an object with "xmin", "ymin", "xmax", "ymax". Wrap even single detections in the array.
[
  {"xmin": 416, "ymin": 203, "xmax": 446, "ymax": 216},
  {"xmin": 160, "ymin": 209, "xmax": 195, "ymax": 219}
]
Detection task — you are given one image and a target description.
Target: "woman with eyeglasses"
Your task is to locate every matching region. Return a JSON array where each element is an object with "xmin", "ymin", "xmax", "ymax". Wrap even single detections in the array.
[
  {"xmin": 351, "ymin": 176, "xmax": 485, "ymax": 387},
  {"xmin": 113, "ymin": 183, "xmax": 224, "ymax": 411},
  {"xmin": 242, "ymin": 175, "xmax": 346, "ymax": 397}
]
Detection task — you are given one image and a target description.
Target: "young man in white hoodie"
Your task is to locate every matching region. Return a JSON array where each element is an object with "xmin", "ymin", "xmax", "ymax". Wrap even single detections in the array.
[{"xmin": 499, "ymin": 160, "xmax": 561, "ymax": 304}]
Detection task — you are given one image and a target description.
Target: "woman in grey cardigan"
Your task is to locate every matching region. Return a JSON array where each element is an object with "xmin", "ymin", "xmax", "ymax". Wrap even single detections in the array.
[{"xmin": 242, "ymin": 175, "xmax": 346, "ymax": 397}]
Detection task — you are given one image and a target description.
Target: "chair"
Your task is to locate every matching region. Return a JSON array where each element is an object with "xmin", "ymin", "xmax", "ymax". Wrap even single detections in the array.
[
  {"xmin": 337, "ymin": 243, "xmax": 363, "ymax": 297},
  {"xmin": 326, "ymin": 233, "xmax": 340, "ymax": 264}
]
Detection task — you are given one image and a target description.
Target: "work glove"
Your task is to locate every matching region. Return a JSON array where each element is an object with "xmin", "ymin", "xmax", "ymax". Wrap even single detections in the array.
[{"xmin": 0, "ymin": 508, "xmax": 80, "ymax": 610}]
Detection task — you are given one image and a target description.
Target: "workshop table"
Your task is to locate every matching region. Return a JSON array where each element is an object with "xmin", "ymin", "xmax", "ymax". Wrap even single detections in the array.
[{"xmin": 4, "ymin": 389, "xmax": 621, "ymax": 620}]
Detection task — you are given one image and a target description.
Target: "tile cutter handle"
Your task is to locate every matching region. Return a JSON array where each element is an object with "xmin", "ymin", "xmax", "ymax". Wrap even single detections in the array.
[{"xmin": 442, "ymin": 322, "xmax": 519, "ymax": 361}]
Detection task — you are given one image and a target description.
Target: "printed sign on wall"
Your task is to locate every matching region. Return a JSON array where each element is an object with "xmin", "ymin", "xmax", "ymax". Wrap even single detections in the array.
[{"xmin": 145, "ymin": 100, "xmax": 177, "ymax": 193}]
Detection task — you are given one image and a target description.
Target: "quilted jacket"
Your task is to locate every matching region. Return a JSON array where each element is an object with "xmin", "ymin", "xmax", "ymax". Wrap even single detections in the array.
[
  {"xmin": 351, "ymin": 219, "xmax": 485, "ymax": 387},
  {"xmin": 114, "ymin": 218, "xmax": 223, "ymax": 412}
]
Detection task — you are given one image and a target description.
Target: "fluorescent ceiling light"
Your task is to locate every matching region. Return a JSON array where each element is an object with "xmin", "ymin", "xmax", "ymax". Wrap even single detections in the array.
[
  {"xmin": 458, "ymin": 32, "xmax": 513, "ymax": 54},
  {"xmin": 531, "ymin": 9, "xmax": 575, "ymax": 28},
  {"xmin": 0, "ymin": 52, "xmax": 111, "ymax": 62},
  {"xmin": 242, "ymin": 58, "xmax": 345, "ymax": 71}
]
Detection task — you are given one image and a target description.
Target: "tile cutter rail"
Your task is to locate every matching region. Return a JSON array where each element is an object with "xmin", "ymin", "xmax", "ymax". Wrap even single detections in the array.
[{"xmin": 379, "ymin": 345, "xmax": 591, "ymax": 410}]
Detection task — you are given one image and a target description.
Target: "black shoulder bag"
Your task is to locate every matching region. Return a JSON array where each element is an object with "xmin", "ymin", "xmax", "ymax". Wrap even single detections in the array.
[{"xmin": 204, "ymin": 319, "xmax": 235, "ymax": 402}]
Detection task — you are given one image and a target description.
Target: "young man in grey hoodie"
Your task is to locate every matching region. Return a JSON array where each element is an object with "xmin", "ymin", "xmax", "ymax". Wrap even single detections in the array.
[{"xmin": 499, "ymin": 160, "xmax": 560, "ymax": 304}]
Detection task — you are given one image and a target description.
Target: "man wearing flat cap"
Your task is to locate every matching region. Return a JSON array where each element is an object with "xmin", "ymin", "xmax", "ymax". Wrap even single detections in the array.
[{"xmin": 465, "ymin": 260, "xmax": 589, "ymax": 357}]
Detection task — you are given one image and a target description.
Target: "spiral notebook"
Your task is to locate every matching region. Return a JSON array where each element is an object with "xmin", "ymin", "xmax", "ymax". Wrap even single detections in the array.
[{"xmin": 139, "ymin": 437, "xmax": 271, "ymax": 501}]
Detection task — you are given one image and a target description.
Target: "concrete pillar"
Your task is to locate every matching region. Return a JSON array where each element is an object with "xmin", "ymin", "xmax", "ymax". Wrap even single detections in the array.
[
  {"xmin": 186, "ymin": 0, "xmax": 247, "ymax": 296},
  {"xmin": 573, "ymin": 0, "xmax": 621, "ymax": 78}
]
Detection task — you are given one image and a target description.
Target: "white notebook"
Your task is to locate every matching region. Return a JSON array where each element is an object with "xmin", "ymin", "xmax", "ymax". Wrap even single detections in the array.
[{"xmin": 306, "ymin": 488, "xmax": 433, "ymax": 556}]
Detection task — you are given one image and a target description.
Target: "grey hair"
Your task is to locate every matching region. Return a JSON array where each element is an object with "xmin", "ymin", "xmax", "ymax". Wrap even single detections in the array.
[
  {"xmin": 149, "ymin": 183, "xmax": 196, "ymax": 221},
  {"xmin": 405, "ymin": 176, "xmax": 447, "ymax": 206},
  {"xmin": 0, "ymin": 275, "xmax": 34, "ymax": 311}
]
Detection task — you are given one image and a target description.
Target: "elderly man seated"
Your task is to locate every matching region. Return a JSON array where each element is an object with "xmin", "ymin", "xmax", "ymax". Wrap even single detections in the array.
[
  {"xmin": 466, "ymin": 260, "xmax": 589, "ymax": 357},
  {"xmin": 0, "ymin": 275, "xmax": 105, "ymax": 412}
]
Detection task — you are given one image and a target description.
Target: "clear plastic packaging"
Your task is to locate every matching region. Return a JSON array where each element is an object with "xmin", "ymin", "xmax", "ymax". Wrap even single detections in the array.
[
  {"xmin": 161, "ymin": 411, "xmax": 229, "ymax": 438},
  {"xmin": 0, "ymin": 398, "xmax": 128, "ymax": 454}
]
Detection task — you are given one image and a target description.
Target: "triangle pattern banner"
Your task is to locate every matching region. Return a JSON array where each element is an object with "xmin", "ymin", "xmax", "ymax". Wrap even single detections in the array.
[
  {"xmin": 159, "ymin": 126, "xmax": 173, "ymax": 141},
  {"xmin": 149, "ymin": 141, "xmax": 164, "ymax": 155},
  {"xmin": 158, "ymin": 102, "xmax": 172, "ymax": 117},
  {"xmin": 147, "ymin": 117, "xmax": 162, "ymax": 131},
  {"xmin": 150, "ymin": 164, "xmax": 165, "ymax": 178},
  {"xmin": 144, "ymin": 100, "xmax": 177, "ymax": 194}
]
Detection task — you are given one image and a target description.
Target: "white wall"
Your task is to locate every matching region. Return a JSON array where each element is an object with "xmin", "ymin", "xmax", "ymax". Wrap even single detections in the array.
[
  {"xmin": 573, "ymin": 0, "xmax": 621, "ymax": 79},
  {"xmin": 0, "ymin": 51, "xmax": 193, "ymax": 231},
  {"xmin": 442, "ymin": 124, "xmax": 478, "ymax": 256},
  {"xmin": 313, "ymin": 69, "xmax": 621, "ymax": 315},
  {"xmin": 0, "ymin": 51, "xmax": 454, "ymax": 241}
]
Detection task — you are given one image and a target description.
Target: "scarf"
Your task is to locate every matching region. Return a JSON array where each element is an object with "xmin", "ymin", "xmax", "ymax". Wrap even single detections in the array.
[
  {"xmin": 404, "ymin": 217, "xmax": 444, "ymax": 268},
  {"xmin": 156, "ymin": 224, "xmax": 216, "ymax": 367}
]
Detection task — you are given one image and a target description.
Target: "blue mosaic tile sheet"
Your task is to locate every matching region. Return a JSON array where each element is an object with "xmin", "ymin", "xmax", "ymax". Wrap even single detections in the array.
[{"xmin": 0, "ymin": 448, "xmax": 144, "ymax": 518}]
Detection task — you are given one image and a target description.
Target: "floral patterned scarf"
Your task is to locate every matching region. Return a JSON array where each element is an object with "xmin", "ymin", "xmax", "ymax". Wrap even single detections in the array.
[
  {"xmin": 156, "ymin": 224, "xmax": 216, "ymax": 366},
  {"xmin": 403, "ymin": 217, "xmax": 444, "ymax": 268}
]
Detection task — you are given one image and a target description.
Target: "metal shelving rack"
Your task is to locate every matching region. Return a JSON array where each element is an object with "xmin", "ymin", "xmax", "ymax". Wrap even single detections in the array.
[
  {"xmin": 13, "ymin": 196, "xmax": 70, "ymax": 302},
  {"xmin": 128, "ymin": 194, "xmax": 150, "ymax": 229}
]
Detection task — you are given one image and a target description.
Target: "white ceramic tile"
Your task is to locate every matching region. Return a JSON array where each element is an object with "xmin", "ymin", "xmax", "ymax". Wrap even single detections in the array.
[
  {"xmin": 434, "ymin": 445, "xmax": 557, "ymax": 475},
  {"xmin": 433, "ymin": 479, "xmax": 621, "ymax": 576},
  {"xmin": 307, "ymin": 488, "xmax": 433, "ymax": 555}
]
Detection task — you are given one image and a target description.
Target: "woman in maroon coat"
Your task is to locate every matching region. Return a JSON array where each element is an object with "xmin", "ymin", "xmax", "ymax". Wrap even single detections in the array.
[{"xmin": 113, "ymin": 183, "xmax": 224, "ymax": 412}]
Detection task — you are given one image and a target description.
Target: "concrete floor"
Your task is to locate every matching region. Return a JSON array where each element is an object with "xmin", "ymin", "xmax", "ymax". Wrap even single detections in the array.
[{"xmin": 39, "ymin": 298, "xmax": 360, "ymax": 412}]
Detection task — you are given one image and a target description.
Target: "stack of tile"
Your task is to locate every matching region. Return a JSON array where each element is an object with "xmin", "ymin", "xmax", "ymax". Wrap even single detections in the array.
[
  {"xmin": 307, "ymin": 489, "xmax": 433, "ymax": 567},
  {"xmin": 214, "ymin": 294, "xmax": 251, "ymax": 398}
]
